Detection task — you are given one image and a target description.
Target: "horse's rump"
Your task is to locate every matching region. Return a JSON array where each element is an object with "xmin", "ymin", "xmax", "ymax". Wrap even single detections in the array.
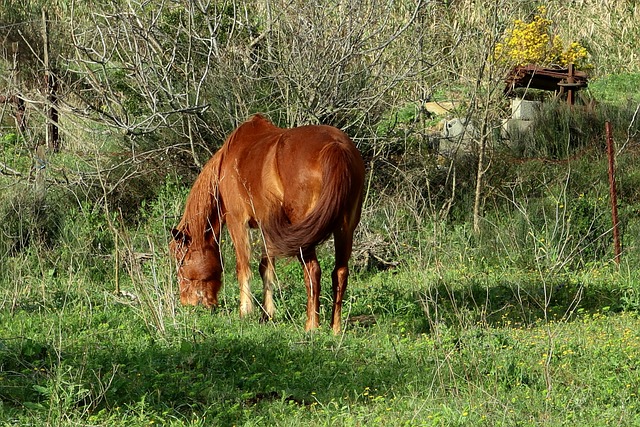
[{"xmin": 264, "ymin": 134, "xmax": 364, "ymax": 257}]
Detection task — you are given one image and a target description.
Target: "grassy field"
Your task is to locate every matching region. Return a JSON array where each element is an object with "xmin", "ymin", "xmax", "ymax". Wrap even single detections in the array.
[
  {"xmin": 3, "ymin": 97, "xmax": 640, "ymax": 425},
  {"xmin": 2, "ymin": 251, "xmax": 640, "ymax": 426},
  {"xmin": 3, "ymin": 94, "xmax": 640, "ymax": 425}
]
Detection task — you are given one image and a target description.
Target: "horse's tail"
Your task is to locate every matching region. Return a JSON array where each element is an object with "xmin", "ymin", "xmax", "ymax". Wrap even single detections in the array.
[
  {"xmin": 266, "ymin": 140, "xmax": 364, "ymax": 257},
  {"xmin": 171, "ymin": 150, "xmax": 224, "ymax": 248}
]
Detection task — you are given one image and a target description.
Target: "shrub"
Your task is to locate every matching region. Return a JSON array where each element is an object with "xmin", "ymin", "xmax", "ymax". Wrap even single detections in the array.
[{"xmin": 494, "ymin": 6, "xmax": 591, "ymax": 69}]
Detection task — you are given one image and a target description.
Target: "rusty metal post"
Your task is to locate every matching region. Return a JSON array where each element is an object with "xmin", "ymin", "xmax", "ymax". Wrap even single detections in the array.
[
  {"xmin": 566, "ymin": 63, "xmax": 575, "ymax": 106},
  {"xmin": 606, "ymin": 121, "xmax": 621, "ymax": 265}
]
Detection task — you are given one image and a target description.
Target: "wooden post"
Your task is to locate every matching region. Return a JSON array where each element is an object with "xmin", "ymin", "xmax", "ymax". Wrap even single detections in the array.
[
  {"xmin": 606, "ymin": 121, "xmax": 621, "ymax": 265},
  {"xmin": 42, "ymin": 9, "xmax": 60, "ymax": 152},
  {"xmin": 11, "ymin": 42, "xmax": 26, "ymax": 133}
]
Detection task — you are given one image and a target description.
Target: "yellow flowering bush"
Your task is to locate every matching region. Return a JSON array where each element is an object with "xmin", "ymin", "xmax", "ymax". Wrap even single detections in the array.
[{"xmin": 494, "ymin": 6, "xmax": 590, "ymax": 69}]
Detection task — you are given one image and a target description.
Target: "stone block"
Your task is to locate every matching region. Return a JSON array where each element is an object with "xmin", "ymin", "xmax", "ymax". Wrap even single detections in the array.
[{"xmin": 511, "ymin": 98, "xmax": 541, "ymax": 120}]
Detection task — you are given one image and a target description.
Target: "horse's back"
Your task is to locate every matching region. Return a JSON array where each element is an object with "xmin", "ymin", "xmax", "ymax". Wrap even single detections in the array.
[{"xmin": 223, "ymin": 116, "xmax": 359, "ymax": 200}]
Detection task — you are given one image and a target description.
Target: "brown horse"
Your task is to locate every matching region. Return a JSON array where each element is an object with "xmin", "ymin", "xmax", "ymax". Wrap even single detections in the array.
[{"xmin": 170, "ymin": 114, "xmax": 364, "ymax": 333}]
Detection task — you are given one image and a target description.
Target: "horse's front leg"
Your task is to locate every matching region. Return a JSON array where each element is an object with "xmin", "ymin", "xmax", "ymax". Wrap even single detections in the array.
[
  {"xmin": 299, "ymin": 248, "xmax": 321, "ymax": 331},
  {"xmin": 227, "ymin": 220, "xmax": 253, "ymax": 317},
  {"xmin": 259, "ymin": 253, "xmax": 276, "ymax": 322}
]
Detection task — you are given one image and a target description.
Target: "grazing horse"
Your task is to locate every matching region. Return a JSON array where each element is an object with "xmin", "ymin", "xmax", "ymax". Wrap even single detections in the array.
[{"xmin": 170, "ymin": 114, "xmax": 365, "ymax": 333}]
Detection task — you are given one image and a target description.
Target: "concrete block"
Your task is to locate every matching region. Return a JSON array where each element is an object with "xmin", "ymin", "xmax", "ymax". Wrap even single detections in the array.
[{"xmin": 511, "ymin": 98, "xmax": 541, "ymax": 120}]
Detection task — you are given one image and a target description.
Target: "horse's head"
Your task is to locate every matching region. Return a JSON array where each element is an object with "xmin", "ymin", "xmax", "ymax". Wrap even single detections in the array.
[{"xmin": 170, "ymin": 228, "xmax": 222, "ymax": 308}]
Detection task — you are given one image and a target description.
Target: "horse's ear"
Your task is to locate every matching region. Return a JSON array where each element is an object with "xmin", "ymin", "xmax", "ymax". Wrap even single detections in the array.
[{"xmin": 171, "ymin": 228, "xmax": 190, "ymax": 243}]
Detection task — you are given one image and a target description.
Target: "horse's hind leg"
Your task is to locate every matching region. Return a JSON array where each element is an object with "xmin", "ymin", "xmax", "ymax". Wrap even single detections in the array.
[
  {"xmin": 299, "ymin": 248, "xmax": 321, "ymax": 331},
  {"xmin": 259, "ymin": 253, "xmax": 276, "ymax": 322},
  {"xmin": 331, "ymin": 225, "xmax": 354, "ymax": 334}
]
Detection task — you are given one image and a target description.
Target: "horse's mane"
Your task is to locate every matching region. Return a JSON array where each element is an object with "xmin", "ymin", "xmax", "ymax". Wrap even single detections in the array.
[
  {"xmin": 174, "ymin": 115, "xmax": 274, "ymax": 246},
  {"xmin": 177, "ymin": 115, "xmax": 310, "ymax": 253},
  {"xmin": 174, "ymin": 149, "xmax": 224, "ymax": 247}
]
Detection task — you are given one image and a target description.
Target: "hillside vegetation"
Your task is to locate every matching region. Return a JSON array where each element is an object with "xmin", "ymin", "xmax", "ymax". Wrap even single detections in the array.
[{"xmin": 1, "ymin": 1, "xmax": 640, "ymax": 425}]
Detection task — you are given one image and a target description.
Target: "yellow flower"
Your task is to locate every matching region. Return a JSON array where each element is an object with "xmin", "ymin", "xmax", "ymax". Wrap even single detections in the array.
[{"xmin": 494, "ymin": 7, "xmax": 590, "ymax": 69}]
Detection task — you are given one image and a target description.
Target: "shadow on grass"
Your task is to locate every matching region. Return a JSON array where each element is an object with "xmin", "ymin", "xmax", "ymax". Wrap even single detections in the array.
[
  {"xmin": 348, "ymin": 268, "xmax": 628, "ymax": 332},
  {"xmin": 419, "ymin": 276, "xmax": 627, "ymax": 330},
  {"xmin": 0, "ymin": 307, "xmax": 414, "ymax": 424}
]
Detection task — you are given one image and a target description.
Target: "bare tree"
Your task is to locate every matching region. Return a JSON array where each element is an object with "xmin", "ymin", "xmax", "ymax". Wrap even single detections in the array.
[{"xmin": 254, "ymin": 0, "xmax": 428, "ymax": 128}]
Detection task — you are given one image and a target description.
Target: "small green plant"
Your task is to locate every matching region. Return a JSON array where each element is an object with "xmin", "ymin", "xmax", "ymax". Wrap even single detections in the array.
[
  {"xmin": 2, "ymin": 132, "xmax": 19, "ymax": 145},
  {"xmin": 375, "ymin": 104, "xmax": 420, "ymax": 136}
]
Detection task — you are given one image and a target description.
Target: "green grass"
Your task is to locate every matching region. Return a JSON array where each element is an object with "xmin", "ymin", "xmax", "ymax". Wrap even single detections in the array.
[
  {"xmin": 587, "ymin": 72, "xmax": 640, "ymax": 105},
  {"xmin": 2, "ymin": 259, "xmax": 640, "ymax": 426},
  {"xmin": 5, "ymin": 146, "xmax": 638, "ymax": 425}
]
